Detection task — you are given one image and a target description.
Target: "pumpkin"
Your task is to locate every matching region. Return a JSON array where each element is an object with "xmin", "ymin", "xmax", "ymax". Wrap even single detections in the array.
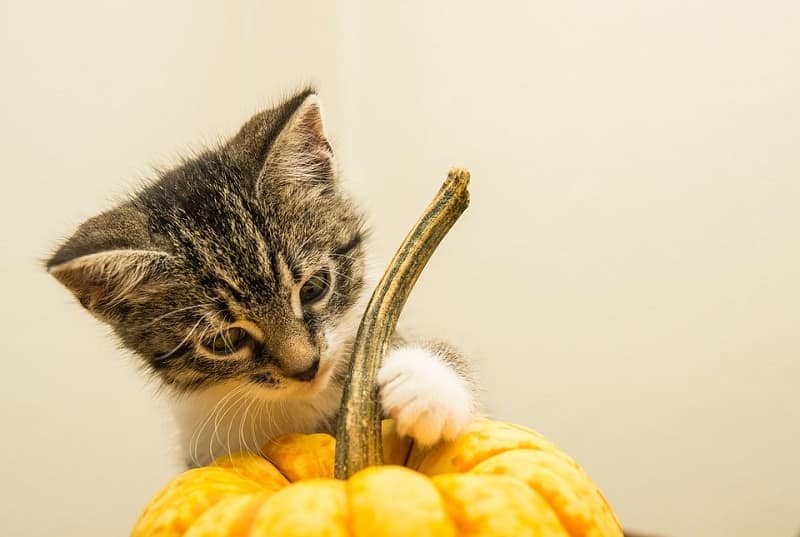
[
  {"xmin": 132, "ymin": 170, "xmax": 623, "ymax": 537},
  {"xmin": 132, "ymin": 419, "xmax": 621, "ymax": 537}
]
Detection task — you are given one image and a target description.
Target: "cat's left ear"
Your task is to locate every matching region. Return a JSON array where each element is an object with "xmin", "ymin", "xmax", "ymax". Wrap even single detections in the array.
[
  {"xmin": 225, "ymin": 91, "xmax": 336, "ymax": 193},
  {"xmin": 260, "ymin": 93, "xmax": 336, "ymax": 189}
]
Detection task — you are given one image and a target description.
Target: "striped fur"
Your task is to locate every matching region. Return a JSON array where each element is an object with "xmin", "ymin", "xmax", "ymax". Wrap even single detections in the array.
[{"xmin": 48, "ymin": 90, "xmax": 479, "ymax": 464}]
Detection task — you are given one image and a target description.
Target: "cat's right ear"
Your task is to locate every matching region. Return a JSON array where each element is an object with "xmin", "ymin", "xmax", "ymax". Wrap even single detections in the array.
[{"xmin": 47, "ymin": 203, "xmax": 171, "ymax": 321}]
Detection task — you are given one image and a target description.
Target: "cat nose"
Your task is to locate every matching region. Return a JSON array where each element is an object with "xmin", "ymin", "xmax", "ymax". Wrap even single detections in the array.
[{"xmin": 288, "ymin": 356, "xmax": 320, "ymax": 382}]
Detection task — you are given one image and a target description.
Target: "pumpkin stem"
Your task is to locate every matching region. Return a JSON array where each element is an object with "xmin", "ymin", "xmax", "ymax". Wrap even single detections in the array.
[{"xmin": 334, "ymin": 168, "xmax": 471, "ymax": 479}]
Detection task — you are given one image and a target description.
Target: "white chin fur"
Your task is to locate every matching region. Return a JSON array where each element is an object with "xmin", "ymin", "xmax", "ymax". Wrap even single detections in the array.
[
  {"xmin": 377, "ymin": 346, "xmax": 474, "ymax": 447},
  {"xmin": 171, "ymin": 377, "xmax": 343, "ymax": 467}
]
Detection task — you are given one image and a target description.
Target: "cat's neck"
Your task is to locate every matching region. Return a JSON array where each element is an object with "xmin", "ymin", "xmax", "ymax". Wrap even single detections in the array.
[{"xmin": 170, "ymin": 379, "xmax": 343, "ymax": 467}]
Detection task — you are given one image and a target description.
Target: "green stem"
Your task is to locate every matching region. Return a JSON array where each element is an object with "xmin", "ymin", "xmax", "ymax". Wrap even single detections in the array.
[{"xmin": 334, "ymin": 168, "xmax": 471, "ymax": 479}]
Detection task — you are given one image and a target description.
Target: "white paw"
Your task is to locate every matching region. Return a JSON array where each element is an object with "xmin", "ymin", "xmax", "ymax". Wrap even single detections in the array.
[{"xmin": 377, "ymin": 346, "xmax": 473, "ymax": 446}]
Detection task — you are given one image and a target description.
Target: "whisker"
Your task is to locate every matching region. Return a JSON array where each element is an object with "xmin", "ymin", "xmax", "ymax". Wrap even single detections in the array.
[
  {"xmin": 326, "ymin": 266, "xmax": 361, "ymax": 285},
  {"xmin": 145, "ymin": 304, "xmax": 205, "ymax": 326},
  {"xmin": 250, "ymin": 398, "xmax": 263, "ymax": 456},
  {"xmin": 328, "ymin": 252, "xmax": 365, "ymax": 262},
  {"xmin": 238, "ymin": 395, "xmax": 258, "ymax": 458},
  {"xmin": 212, "ymin": 386, "xmax": 247, "ymax": 464},
  {"xmin": 189, "ymin": 384, "xmax": 242, "ymax": 467},
  {"xmin": 154, "ymin": 318, "xmax": 203, "ymax": 363}
]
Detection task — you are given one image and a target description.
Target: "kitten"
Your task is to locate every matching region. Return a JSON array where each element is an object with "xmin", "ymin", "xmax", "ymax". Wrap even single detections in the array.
[{"xmin": 47, "ymin": 89, "xmax": 479, "ymax": 467}]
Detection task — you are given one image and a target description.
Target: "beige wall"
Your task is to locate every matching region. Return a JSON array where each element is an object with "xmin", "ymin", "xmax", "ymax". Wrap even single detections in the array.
[
  {"xmin": 1, "ymin": 1, "xmax": 343, "ymax": 534},
  {"xmin": 2, "ymin": 1, "xmax": 799, "ymax": 536}
]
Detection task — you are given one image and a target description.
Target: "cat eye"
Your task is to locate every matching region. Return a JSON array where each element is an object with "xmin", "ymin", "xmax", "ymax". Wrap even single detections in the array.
[
  {"xmin": 203, "ymin": 327, "xmax": 249, "ymax": 354},
  {"xmin": 299, "ymin": 269, "xmax": 330, "ymax": 305}
]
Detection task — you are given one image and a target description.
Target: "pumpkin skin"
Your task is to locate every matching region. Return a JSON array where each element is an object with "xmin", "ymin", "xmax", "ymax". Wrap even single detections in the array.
[{"xmin": 132, "ymin": 419, "xmax": 622, "ymax": 537}]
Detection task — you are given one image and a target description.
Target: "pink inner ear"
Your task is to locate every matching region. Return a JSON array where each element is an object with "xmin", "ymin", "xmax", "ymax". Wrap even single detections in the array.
[
  {"xmin": 258, "ymin": 95, "xmax": 337, "ymax": 191},
  {"xmin": 50, "ymin": 262, "xmax": 106, "ymax": 310},
  {"xmin": 49, "ymin": 250, "xmax": 168, "ymax": 316},
  {"xmin": 299, "ymin": 103, "xmax": 324, "ymax": 138},
  {"xmin": 293, "ymin": 99, "xmax": 331, "ymax": 152}
]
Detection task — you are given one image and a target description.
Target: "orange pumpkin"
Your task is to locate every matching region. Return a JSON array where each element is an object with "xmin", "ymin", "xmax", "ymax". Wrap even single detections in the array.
[
  {"xmin": 132, "ymin": 170, "xmax": 622, "ymax": 537},
  {"xmin": 132, "ymin": 419, "xmax": 621, "ymax": 537}
]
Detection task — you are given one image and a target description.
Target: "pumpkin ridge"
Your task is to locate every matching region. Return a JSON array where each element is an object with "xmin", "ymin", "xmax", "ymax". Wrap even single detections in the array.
[
  {"xmin": 432, "ymin": 473, "xmax": 570, "ymax": 537},
  {"xmin": 473, "ymin": 454, "xmax": 585, "ymax": 537},
  {"xmin": 343, "ymin": 474, "xmax": 357, "ymax": 537},
  {"xmin": 469, "ymin": 448, "xmax": 622, "ymax": 537},
  {"xmin": 240, "ymin": 495, "xmax": 269, "ymax": 536},
  {"xmin": 212, "ymin": 453, "xmax": 291, "ymax": 490},
  {"xmin": 345, "ymin": 466, "xmax": 455, "ymax": 536},
  {"xmin": 410, "ymin": 419, "xmax": 560, "ymax": 475},
  {"xmin": 258, "ymin": 448, "xmax": 293, "ymax": 484},
  {"xmin": 131, "ymin": 467, "xmax": 269, "ymax": 536},
  {"xmin": 182, "ymin": 493, "xmax": 267, "ymax": 536},
  {"xmin": 430, "ymin": 475, "xmax": 467, "ymax": 535},
  {"xmin": 261, "ymin": 432, "xmax": 337, "ymax": 482},
  {"xmin": 248, "ymin": 479, "xmax": 348, "ymax": 535}
]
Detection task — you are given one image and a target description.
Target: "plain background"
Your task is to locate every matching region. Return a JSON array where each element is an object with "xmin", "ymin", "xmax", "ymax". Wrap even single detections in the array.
[{"xmin": 2, "ymin": 1, "xmax": 799, "ymax": 535}]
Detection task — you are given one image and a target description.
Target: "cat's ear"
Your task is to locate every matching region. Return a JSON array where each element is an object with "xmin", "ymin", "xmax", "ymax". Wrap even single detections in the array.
[
  {"xmin": 225, "ymin": 90, "xmax": 336, "ymax": 192},
  {"xmin": 261, "ymin": 93, "xmax": 335, "ymax": 192},
  {"xmin": 47, "ymin": 203, "xmax": 170, "ymax": 321}
]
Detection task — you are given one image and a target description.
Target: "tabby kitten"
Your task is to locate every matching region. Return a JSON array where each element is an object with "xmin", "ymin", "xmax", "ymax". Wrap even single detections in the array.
[{"xmin": 48, "ymin": 89, "xmax": 478, "ymax": 466}]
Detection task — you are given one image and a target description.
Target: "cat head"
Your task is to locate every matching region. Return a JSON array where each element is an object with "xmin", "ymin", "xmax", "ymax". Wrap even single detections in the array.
[{"xmin": 47, "ymin": 90, "xmax": 367, "ymax": 399}]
